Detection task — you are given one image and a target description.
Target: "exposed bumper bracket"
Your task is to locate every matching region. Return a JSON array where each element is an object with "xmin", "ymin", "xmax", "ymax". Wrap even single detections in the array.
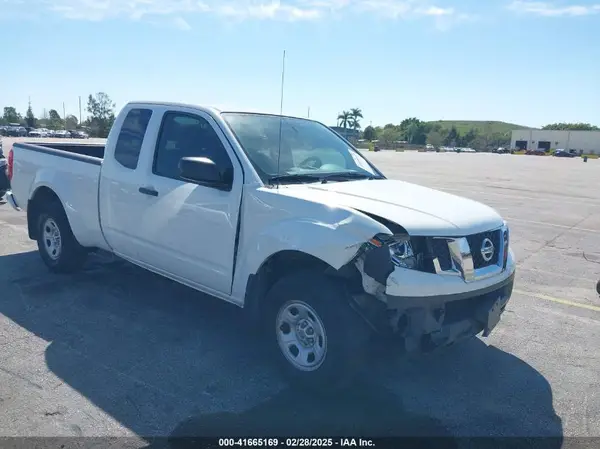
[{"xmin": 6, "ymin": 191, "xmax": 20, "ymax": 211}]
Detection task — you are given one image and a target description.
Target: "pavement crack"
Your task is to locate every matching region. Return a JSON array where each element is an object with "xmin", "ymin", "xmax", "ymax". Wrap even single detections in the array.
[
  {"xmin": 0, "ymin": 366, "xmax": 43, "ymax": 390},
  {"xmin": 518, "ymin": 212, "xmax": 596, "ymax": 265}
]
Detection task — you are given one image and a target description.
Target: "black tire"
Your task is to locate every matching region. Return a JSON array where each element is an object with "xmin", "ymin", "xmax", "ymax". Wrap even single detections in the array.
[
  {"xmin": 596, "ymin": 280, "xmax": 600, "ymax": 295},
  {"xmin": 264, "ymin": 270, "xmax": 371, "ymax": 393},
  {"xmin": 36, "ymin": 199, "xmax": 87, "ymax": 273}
]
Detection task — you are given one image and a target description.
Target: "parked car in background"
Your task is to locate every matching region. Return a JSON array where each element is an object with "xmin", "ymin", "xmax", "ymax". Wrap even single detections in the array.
[
  {"xmin": 29, "ymin": 129, "xmax": 45, "ymax": 137},
  {"xmin": 70, "ymin": 129, "xmax": 89, "ymax": 139},
  {"xmin": 496, "ymin": 147, "xmax": 511, "ymax": 154},
  {"xmin": 4, "ymin": 124, "xmax": 28, "ymax": 137},
  {"xmin": 553, "ymin": 149, "xmax": 577, "ymax": 158},
  {"xmin": 0, "ymin": 140, "xmax": 8, "ymax": 199},
  {"xmin": 526, "ymin": 149, "xmax": 546, "ymax": 156},
  {"xmin": 52, "ymin": 130, "xmax": 72, "ymax": 138}
]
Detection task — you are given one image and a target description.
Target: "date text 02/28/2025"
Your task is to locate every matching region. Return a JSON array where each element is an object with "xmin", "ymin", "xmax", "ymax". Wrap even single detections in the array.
[{"xmin": 218, "ymin": 438, "xmax": 376, "ymax": 447}]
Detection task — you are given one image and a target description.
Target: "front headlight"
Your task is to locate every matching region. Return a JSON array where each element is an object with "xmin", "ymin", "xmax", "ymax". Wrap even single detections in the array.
[{"xmin": 368, "ymin": 234, "xmax": 417, "ymax": 269}]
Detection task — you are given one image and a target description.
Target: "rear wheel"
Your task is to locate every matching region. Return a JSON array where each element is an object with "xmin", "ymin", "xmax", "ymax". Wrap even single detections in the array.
[
  {"xmin": 36, "ymin": 200, "xmax": 87, "ymax": 273},
  {"xmin": 265, "ymin": 270, "xmax": 371, "ymax": 393}
]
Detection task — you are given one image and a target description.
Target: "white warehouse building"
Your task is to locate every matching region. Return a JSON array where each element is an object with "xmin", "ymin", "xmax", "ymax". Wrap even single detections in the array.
[{"xmin": 510, "ymin": 129, "xmax": 600, "ymax": 154}]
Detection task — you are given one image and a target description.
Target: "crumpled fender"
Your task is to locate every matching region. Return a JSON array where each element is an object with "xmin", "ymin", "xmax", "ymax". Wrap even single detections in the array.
[
  {"xmin": 238, "ymin": 206, "xmax": 391, "ymax": 278},
  {"xmin": 230, "ymin": 186, "xmax": 394, "ymax": 304}
]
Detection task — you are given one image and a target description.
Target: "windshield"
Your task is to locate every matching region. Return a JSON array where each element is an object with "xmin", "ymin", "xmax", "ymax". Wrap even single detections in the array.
[{"xmin": 221, "ymin": 113, "xmax": 382, "ymax": 183}]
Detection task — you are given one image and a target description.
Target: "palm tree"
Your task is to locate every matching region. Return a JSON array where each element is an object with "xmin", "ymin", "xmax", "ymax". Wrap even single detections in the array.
[
  {"xmin": 337, "ymin": 110, "xmax": 351, "ymax": 129},
  {"xmin": 349, "ymin": 108, "xmax": 363, "ymax": 131},
  {"xmin": 337, "ymin": 110, "xmax": 351, "ymax": 138}
]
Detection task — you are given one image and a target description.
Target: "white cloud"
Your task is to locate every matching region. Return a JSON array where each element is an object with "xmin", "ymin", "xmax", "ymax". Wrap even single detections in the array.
[
  {"xmin": 216, "ymin": 1, "xmax": 322, "ymax": 20},
  {"xmin": 2, "ymin": 0, "xmax": 474, "ymax": 28},
  {"xmin": 172, "ymin": 16, "xmax": 192, "ymax": 30},
  {"xmin": 508, "ymin": 1, "xmax": 600, "ymax": 17},
  {"xmin": 418, "ymin": 5, "xmax": 454, "ymax": 16}
]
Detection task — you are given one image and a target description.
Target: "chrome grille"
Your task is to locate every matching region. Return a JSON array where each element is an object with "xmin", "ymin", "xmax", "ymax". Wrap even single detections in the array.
[
  {"xmin": 428, "ymin": 224, "xmax": 507, "ymax": 283},
  {"xmin": 466, "ymin": 230, "xmax": 502, "ymax": 269},
  {"xmin": 430, "ymin": 238, "xmax": 452, "ymax": 271}
]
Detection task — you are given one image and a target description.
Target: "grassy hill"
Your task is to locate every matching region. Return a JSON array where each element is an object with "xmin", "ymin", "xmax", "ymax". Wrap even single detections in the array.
[{"xmin": 427, "ymin": 120, "xmax": 533, "ymax": 135}]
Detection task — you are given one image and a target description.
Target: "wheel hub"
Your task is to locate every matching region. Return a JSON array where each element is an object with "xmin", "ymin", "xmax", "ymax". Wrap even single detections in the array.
[
  {"xmin": 42, "ymin": 218, "xmax": 62, "ymax": 260},
  {"xmin": 275, "ymin": 300, "xmax": 328, "ymax": 371},
  {"xmin": 295, "ymin": 319, "xmax": 316, "ymax": 347}
]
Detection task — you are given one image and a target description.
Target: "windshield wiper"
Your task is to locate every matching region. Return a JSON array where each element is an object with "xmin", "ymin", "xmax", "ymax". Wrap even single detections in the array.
[
  {"xmin": 268, "ymin": 174, "xmax": 322, "ymax": 185},
  {"xmin": 320, "ymin": 172, "xmax": 381, "ymax": 183}
]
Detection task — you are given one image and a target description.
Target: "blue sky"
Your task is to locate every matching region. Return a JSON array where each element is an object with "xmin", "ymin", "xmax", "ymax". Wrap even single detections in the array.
[{"xmin": 1, "ymin": 0, "xmax": 599, "ymax": 128}]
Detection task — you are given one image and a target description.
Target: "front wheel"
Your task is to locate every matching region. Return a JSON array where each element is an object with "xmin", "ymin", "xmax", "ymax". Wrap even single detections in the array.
[
  {"xmin": 36, "ymin": 200, "xmax": 87, "ymax": 273},
  {"xmin": 265, "ymin": 271, "xmax": 371, "ymax": 393}
]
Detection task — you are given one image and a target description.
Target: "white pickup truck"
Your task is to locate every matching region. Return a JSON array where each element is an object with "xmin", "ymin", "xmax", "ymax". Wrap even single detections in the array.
[{"xmin": 5, "ymin": 102, "xmax": 516, "ymax": 391}]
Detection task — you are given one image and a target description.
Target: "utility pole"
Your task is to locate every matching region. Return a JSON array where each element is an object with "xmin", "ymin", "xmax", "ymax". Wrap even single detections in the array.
[
  {"xmin": 78, "ymin": 96, "xmax": 82, "ymax": 125},
  {"xmin": 307, "ymin": 107, "xmax": 310, "ymax": 119},
  {"xmin": 63, "ymin": 102, "xmax": 66, "ymax": 129}
]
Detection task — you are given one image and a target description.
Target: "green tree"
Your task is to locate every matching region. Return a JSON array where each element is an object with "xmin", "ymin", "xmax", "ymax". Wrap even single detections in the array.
[
  {"xmin": 363, "ymin": 125, "xmax": 376, "ymax": 141},
  {"xmin": 65, "ymin": 115, "xmax": 78, "ymax": 130},
  {"xmin": 444, "ymin": 126, "xmax": 460, "ymax": 146},
  {"xmin": 48, "ymin": 109, "xmax": 63, "ymax": 129},
  {"xmin": 25, "ymin": 103, "xmax": 36, "ymax": 128},
  {"xmin": 399, "ymin": 118, "xmax": 428, "ymax": 145},
  {"xmin": 426, "ymin": 130, "xmax": 444, "ymax": 147},
  {"xmin": 337, "ymin": 110, "xmax": 350, "ymax": 127},
  {"xmin": 471, "ymin": 134, "xmax": 488, "ymax": 151},
  {"xmin": 3, "ymin": 106, "xmax": 21, "ymax": 124},
  {"xmin": 459, "ymin": 128, "xmax": 478, "ymax": 147},
  {"xmin": 542, "ymin": 122, "xmax": 599, "ymax": 131},
  {"xmin": 349, "ymin": 108, "xmax": 363, "ymax": 131},
  {"xmin": 87, "ymin": 92, "xmax": 116, "ymax": 138},
  {"xmin": 380, "ymin": 127, "xmax": 401, "ymax": 148}
]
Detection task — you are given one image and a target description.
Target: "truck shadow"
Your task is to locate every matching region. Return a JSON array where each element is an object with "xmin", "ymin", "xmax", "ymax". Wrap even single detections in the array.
[{"xmin": 0, "ymin": 251, "xmax": 562, "ymax": 445}]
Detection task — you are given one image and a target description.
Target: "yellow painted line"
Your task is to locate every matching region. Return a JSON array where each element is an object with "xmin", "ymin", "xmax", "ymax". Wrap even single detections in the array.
[{"xmin": 513, "ymin": 289, "xmax": 600, "ymax": 313}]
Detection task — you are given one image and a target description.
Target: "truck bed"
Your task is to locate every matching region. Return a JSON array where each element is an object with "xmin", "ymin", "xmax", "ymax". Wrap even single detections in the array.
[
  {"xmin": 16, "ymin": 141, "xmax": 105, "ymax": 162},
  {"xmin": 10, "ymin": 141, "xmax": 108, "ymax": 250}
]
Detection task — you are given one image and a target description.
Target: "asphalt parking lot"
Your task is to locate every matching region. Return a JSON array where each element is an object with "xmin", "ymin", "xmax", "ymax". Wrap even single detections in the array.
[{"xmin": 1, "ymin": 144, "xmax": 599, "ymax": 445}]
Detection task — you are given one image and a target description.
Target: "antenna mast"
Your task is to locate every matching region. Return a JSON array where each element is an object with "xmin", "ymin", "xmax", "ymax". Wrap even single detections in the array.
[
  {"xmin": 279, "ymin": 50, "xmax": 286, "ymax": 116},
  {"xmin": 275, "ymin": 50, "xmax": 286, "ymax": 188}
]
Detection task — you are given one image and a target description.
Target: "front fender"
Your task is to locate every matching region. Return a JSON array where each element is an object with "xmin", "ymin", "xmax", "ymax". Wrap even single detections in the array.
[
  {"xmin": 229, "ymin": 186, "xmax": 394, "ymax": 304},
  {"xmin": 242, "ymin": 209, "xmax": 391, "ymax": 278}
]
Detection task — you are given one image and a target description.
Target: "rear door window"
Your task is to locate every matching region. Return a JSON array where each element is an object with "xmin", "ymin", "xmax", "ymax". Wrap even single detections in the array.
[{"xmin": 114, "ymin": 108, "xmax": 153, "ymax": 169}]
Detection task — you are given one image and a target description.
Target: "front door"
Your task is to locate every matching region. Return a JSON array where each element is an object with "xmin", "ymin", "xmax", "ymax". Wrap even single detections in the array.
[{"xmin": 135, "ymin": 109, "xmax": 243, "ymax": 295}]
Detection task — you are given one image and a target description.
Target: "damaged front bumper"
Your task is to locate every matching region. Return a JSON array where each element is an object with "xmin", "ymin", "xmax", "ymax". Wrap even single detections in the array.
[
  {"xmin": 352, "ymin": 240, "xmax": 516, "ymax": 353},
  {"xmin": 385, "ymin": 271, "xmax": 514, "ymax": 352}
]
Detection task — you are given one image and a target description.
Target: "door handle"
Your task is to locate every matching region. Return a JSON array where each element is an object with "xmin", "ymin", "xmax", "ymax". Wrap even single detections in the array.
[{"xmin": 139, "ymin": 186, "xmax": 159, "ymax": 197}]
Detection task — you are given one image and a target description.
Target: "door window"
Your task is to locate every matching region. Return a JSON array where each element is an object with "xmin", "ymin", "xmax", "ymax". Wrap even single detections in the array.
[{"xmin": 153, "ymin": 112, "xmax": 232, "ymax": 180}]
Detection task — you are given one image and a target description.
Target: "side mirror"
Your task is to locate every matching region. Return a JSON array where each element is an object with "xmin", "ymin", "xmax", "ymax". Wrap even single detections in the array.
[{"xmin": 179, "ymin": 157, "xmax": 232, "ymax": 191}]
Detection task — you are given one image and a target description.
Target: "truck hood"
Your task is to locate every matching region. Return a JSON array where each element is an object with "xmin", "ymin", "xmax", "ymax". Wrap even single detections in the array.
[{"xmin": 281, "ymin": 179, "xmax": 504, "ymax": 236}]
